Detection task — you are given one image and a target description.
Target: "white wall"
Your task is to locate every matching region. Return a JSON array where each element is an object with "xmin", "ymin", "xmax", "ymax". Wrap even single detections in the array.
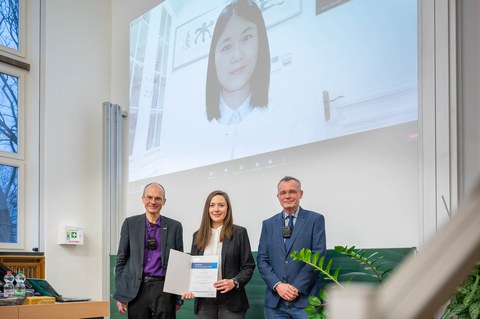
[{"xmin": 42, "ymin": 0, "xmax": 111, "ymax": 300}]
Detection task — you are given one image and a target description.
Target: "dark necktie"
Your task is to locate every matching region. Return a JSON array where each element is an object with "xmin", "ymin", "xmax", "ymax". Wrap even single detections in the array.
[{"xmin": 284, "ymin": 215, "xmax": 294, "ymax": 249}]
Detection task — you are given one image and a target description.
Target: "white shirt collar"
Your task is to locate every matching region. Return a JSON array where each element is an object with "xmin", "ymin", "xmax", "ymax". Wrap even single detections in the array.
[
  {"xmin": 284, "ymin": 207, "xmax": 300, "ymax": 219},
  {"xmin": 218, "ymin": 94, "xmax": 253, "ymax": 125}
]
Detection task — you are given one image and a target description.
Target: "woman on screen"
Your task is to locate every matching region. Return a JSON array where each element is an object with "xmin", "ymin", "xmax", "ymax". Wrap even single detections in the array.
[
  {"xmin": 181, "ymin": 190, "xmax": 255, "ymax": 319},
  {"xmin": 205, "ymin": 0, "xmax": 270, "ymax": 125}
]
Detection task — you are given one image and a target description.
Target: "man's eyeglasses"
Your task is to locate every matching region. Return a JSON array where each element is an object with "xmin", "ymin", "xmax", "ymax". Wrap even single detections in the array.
[{"xmin": 144, "ymin": 196, "xmax": 163, "ymax": 203}]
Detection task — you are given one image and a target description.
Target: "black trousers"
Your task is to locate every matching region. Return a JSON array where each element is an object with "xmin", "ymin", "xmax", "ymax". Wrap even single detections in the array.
[
  {"xmin": 128, "ymin": 279, "xmax": 176, "ymax": 319},
  {"xmin": 196, "ymin": 298, "xmax": 246, "ymax": 319}
]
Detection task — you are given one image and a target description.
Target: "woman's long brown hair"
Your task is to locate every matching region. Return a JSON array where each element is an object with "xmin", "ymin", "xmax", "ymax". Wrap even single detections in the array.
[{"xmin": 193, "ymin": 190, "xmax": 234, "ymax": 251}]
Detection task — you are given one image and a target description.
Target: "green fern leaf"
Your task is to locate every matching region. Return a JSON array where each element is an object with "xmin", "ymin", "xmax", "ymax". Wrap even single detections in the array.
[
  {"xmin": 334, "ymin": 246, "xmax": 345, "ymax": 253},
  {"xmin": 318, "ymin": 256, "xmax": 325, "ymax": 269},
  {"xmin": 306, "ymin": 249, "xmax": 312, "ymax": 262},
  {"xmin": 333, "ymin": 267, "xmax": 341, "ymax": 280},
  {"xmin": 325, "ymin": 259, "xmax": 333, "ymax": 273},
  {"xmin": 381, "ymin": 269, "xmax": 394, "ymax": 277},
  {"xmin": 299, "ymin": 248, "xmax": 306, "ymax": 259},
  {"xmin": 368, "ymin": 252, "xmax": 379, "ymax": 259},
  {"xmin": 359, "ymin": 250, "xmax": 367, "ymax": 259}
]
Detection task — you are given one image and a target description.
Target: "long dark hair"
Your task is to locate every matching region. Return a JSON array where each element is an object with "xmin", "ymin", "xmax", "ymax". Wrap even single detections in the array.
[
  {"xmin": 205, "ymin": 0, "xmax": 270, "ymax": 121},
  {"xmin": 194, "ymin": 190, "xmax": 234, "ymax": 251}
]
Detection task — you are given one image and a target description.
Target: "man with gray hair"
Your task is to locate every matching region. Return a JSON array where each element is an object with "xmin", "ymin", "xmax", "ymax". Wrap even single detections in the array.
[{"xmin": 257, "ymin": 176, "xmax": 326, "ymax": 319}]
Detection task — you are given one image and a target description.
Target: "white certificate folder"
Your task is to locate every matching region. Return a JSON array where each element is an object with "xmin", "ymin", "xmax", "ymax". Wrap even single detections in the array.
[{"xmin": 164, "ymin": 249, "xmax": 219, "ymax": 298}]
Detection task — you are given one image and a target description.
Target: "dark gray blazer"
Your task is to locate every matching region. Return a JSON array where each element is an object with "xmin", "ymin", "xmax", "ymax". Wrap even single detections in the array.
[
  {"xmin": 113, "ymin": 213, "xmax": 183, "ymax": 303},
  {"xmin": 191, "ymin": 224, "xmax": 255, "ymax": 314},
  {"xmin": 257, "ymin": 207, "xmax": 326, "ymax": 309}
]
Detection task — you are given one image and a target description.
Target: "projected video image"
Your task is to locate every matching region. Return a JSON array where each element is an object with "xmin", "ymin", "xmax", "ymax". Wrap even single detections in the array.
[{"xmin": 128, "ymin": 0, "xmax": 417, "ymax": 181}]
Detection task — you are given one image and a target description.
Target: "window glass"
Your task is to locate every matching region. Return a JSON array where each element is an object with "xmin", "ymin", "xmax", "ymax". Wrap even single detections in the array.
[
  {"xmin": 0, "ymin": 0, "xmax": 23, "ymax": 248},
  {"xmin": 0, "ymin": 72, "xmax": 19, "ymax": 154},
  {"xmin": 0, "ymin": 0, "xmax": 20, "ymax": 51},
  {"xmin": 0, "ymin": 163, "xmax": 18, "ymax": 243}
]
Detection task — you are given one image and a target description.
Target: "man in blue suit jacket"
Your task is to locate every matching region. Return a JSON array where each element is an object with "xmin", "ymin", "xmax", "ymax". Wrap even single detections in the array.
[{"xmin": 257, "ymin": 176, "xmax": 326, "ymax": 319}]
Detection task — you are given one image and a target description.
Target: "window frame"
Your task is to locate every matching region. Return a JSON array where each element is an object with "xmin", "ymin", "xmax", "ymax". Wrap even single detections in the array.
[
  {"xmin": 0, "ymin": 63, "xmax": 25, "ymax": 160},
  {"xmin": 0, "ymin": 156, "xmax": 24, "ymax": 249},
  {"xmin": 0, "ymin": 0, "xmax": 26, "ymax": 58},
  {"xmin": 0, "ymin": 0, "xmax": 27, "ymax": 250}
]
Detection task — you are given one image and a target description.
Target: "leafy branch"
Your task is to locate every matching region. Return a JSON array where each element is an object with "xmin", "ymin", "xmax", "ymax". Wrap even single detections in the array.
[
  {"xmin": 290, "ymin": 248, "xmax": 344, "ymax": 288},
  {"xmin": 304, "ymin": 290, "xmax": 329, "ymax": 319},
  {"xmin": 334, "ymin": 245, "xmax": 393, "ymax": 282},
  {"xmin": 291, "ymin": 245, "xmax": 398, "ymax": 318}
]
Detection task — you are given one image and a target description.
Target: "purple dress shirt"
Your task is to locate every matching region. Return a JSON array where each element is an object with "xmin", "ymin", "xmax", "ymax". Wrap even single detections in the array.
[{"xmin": 143, "ymin": 217, "xmax": 164, "ymax": 277}]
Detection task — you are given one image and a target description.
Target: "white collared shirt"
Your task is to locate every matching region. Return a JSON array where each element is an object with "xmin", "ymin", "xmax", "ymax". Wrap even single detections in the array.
[
  {"xmin": 218, "ymin": 94, "xmax": 253, "ymax": 126},
  {"xmin": 204, "ymin": 225, "xmax": 223, "ymax": 280},
  {"xmin": 283, "ymin": 207, "xmax": 300, "ymax": 227}
]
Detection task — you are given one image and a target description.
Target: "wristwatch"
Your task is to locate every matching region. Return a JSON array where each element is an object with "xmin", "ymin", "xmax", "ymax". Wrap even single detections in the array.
[{"xmin": 232, "ymin": 278, "xmax": 240, "ymax": 289}]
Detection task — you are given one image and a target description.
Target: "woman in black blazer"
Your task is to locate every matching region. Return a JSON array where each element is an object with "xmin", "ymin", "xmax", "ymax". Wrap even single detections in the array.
[{"xmin": 182, "ymin": 190, "xmax": 255, "ymax": 319}]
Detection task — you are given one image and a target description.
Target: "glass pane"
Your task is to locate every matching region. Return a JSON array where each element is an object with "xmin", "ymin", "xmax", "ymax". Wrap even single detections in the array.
[
  {"xmin": 0, "ymin": 72, "xmax": 19, "ymax": 154},
  {"xmin": 146, "ymin": 110, "xmax": 163, "ymax": 150},
  {"xmin": 130, "ymin": 62, "xmax": 143, "ymax": 110},
  {"xmin": 136, "ymin": 18, "xmax": 149, "ymax": 63},
  {"xmin": 151, "ymin": 72, "xmax": 160, "ymax": 111},
  {"xmin": 0, "ymin": 164, "xmax": 18, "ymax": 244},
  {"xmin": 0, "ymin": 0, "xmax": 20, "ymax": 51},
  {"xmin": 129, "ymin": 19, "xmax": 140, "ymax": 58}
]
